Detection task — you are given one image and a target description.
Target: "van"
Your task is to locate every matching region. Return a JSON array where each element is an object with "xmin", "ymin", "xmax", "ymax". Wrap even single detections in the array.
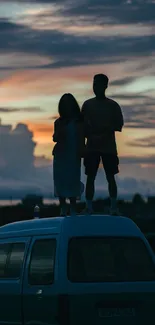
[{"xmin": 0, "ymin": 215, "xmax": 155, "ymax": 325}]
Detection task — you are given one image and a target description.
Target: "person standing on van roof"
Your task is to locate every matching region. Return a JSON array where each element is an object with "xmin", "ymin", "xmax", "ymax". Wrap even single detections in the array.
[
  {"xmin": 52, "ymin": 93, "xmax": 85, "ymax": 216},
  {"xmin": 81, "ymin": 74, "xmax": 124, "ymax": 215}
]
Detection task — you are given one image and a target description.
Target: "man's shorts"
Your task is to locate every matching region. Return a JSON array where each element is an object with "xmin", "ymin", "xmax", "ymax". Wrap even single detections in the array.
[{"xmin": 84, "ymin": 152, "xmax": 119, "ymax": 177}]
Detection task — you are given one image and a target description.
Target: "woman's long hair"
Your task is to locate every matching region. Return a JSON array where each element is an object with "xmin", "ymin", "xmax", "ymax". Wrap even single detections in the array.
[{"xmin": 58, "ymin": 93, "xmax": 81, "ymax": 120}]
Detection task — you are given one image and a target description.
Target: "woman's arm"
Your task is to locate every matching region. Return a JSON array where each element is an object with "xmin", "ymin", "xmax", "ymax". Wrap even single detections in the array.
[
  {"xmin": 53, "ymin": 120, "xmax": 58, "ymax": 142},
  {"xmin": 53, "ymin": 118, "xmax": 66, "ymax": 142},
  {"xmin": 77, "ymin": 121, "xmax": 86, "ymax": 158}
]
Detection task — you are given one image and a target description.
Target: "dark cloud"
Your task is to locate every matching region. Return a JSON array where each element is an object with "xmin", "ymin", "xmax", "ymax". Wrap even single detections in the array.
[
  {"xmin": 0, "ymin": 107, "xmax": 42, "ymax": 113},
  {"xmin": 113, "ymin": 94, "xmax": 152, "ymax": 100},
  {"xmin": 124, "ymin": 109, "xmax": 155, "ymax": 128},
  {"xmin": 0, "ymin": 0, "xmax": 155, "ymax": 70},
  {"xmin": 60, "ymin": 0, "xmax": 155, "ymax": 25},
  {"xmin": 119, "ymin": 96, "xmax": 155, "ymax": 128},
  {"xmin": 125, "ymin": 121, "xmax": 155, "ymax": 128},
  {"xmin": 128, "ymin": 136, "xmax": 155, "ymax": 148},
  {"xmin": 111, "ymin": 77, "xmax": 136, "ymax": 86},
  {"xmin": 0, "ymin": 18, "xmax": 22, "ymax": 31},
  {"xmin": 108, "ymin": 91, "xmax": 155, "ymax": 129},
  {"xmin": 0, "ymin": 0, "xmax": 65, "ymax": 3},
  {"xmin": 1, "ymin": 0, "xmax": 155, "ymax": 27},
  {"xmin": 0, "ymin": 17, "xmax": 155, "ymax": 69},
  {"xmin": 14, "ymin": 0, "xmax": 155, "ymax": 28},
  {"xmin": 120, "ymin": 155, "xmax": 155, "ymax": 164}
]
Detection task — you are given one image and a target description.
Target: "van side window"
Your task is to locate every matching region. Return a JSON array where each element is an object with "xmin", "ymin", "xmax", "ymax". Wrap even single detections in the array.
[
  {"xmin": 29, "ymin": 239, "xmax": 56, "ymax": 285},
  {"xmin": 68, "ymin": 237, "xmax": 155, "ymax": 282},
  {"xmin": 6, "ymin": 243, "xmax": 25, "ymax": 278},
  {"xmin": 0, "ymin": 244, "xmax": 10, "ymax": 277}
]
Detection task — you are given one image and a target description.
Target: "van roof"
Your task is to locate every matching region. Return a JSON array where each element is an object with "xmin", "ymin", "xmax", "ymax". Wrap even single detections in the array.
[{"xmin": 0, "ymin": 215, "xmax": 143, "ymax": 239}]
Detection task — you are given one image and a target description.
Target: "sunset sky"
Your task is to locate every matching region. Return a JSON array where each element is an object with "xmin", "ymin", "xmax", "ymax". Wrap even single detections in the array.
[{"xmin": 0, "ymin": 0, "xmax": 155, "ymax": 197}]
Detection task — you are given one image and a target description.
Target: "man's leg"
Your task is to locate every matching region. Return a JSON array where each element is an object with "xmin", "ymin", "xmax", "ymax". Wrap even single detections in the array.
[
  {"xmin": 85, "ymin": 175, "xmax": 96, "ymax": 211},
  {"xmin": 105, "ymin": 173, "xmax": 118, "ymax": 213},
  {"xmin": 84, "ymin": 152, "xmax": 100, "ymax": 213},
  {"xmin": 70, "ymin": 197, "xmax": 76, "ymax": 216}
]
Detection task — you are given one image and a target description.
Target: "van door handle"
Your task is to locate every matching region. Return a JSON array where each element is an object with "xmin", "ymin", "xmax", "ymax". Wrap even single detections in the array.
[{"xmin": 36, "ymin": 289, "xmax": 43, "ymax": 299}]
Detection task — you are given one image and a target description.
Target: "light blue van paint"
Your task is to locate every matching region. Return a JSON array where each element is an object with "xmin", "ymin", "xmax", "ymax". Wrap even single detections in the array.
[{"xmin": 0, "ymin": 215, "xmax": 155, "ymax": 325}]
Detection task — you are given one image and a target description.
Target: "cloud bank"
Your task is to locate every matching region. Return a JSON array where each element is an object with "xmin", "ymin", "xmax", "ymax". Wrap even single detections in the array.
[{"xmin": 0, "ymin": 121, "xmax": 155, "ymax": 199}]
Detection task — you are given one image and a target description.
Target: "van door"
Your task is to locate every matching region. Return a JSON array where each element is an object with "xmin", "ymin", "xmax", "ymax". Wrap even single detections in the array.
[
  {"xmin": 23, "ymin": 235, "xmax": 59, "ymax": 325},
  {"xmin": 67, "ymin": 236, "xmax": 155, "ymax": 325},
  {"xmin": 0, "ymin": 237, "xmax": 31, "ymax": 325}
]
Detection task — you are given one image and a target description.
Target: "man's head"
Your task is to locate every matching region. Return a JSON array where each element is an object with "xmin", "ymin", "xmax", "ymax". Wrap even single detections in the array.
[{"xmin": 93, "ymin": 74, "xmax": 109, "ymax": 98}]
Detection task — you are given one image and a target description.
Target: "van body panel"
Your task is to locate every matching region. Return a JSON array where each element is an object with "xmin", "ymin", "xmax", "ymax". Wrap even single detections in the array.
[
  {"xmin": 0, "ymin": 217, "xmax": 63, "ymax": 239},
  {"xmin": 0, "ymin": 215, "xmax": 144, "ymax": 239},
  {"xmin": 61, "ymin": 215, "xmax": 144, "ymax": 237},
  {"xmin": 22, "ymin": 235, "xmax": 59, "ymax": 325},
  {"xmin": 0, "ymin": 236, "xmax": 31, "ymax": 325},
  {"xmin": 0, "ymin": 217, "xmax": 63, "ymax": 234},
  {"xmin": 0, "ymin": 227, "xmax": 60, "ymax": 238},
  {"xmin": 68, "ymin": 288, "xmax": 155, "ymax": 325},
  {"xmin": 66, "ymin": 234, "xmax": 155, "ymax": 325}
]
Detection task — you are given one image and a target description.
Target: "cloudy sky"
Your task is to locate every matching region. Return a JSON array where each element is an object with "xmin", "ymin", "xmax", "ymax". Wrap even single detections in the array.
[{"xmin": 0, "ymin": 0, "xmax": 155, "ymax": 198}]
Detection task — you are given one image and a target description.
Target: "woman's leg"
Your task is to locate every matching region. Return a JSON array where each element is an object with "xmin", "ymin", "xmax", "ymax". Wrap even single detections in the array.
[
  {"xmin": 59, "ymin": 197, "xmax": 67, "ymax": 216},
  {"xmin": 70, "ymin": 197, "xmax": 77, "ymax": 216}
]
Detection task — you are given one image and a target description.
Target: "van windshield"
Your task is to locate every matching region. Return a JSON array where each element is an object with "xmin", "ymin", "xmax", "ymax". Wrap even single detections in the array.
[{"xmin": 68, "ymin": 237, "xmax": 155, "ymax": 282}]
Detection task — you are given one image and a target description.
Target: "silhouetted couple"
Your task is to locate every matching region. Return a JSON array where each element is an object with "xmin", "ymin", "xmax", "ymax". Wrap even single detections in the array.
[{"xmin": 52, "ymin": 74, "xmax": 124, "ymax": 216}]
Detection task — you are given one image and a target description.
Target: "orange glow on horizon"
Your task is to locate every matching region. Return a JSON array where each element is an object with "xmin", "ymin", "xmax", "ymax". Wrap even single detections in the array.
[{"xmin": 25, "ymin": 121, "xmax": 54, "ymax": 145}]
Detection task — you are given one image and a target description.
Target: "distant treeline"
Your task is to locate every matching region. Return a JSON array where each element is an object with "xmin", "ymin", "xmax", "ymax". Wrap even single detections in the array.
[{"xmin": 0, "ymin": 194, "xmax": 155, "ymax": 234}]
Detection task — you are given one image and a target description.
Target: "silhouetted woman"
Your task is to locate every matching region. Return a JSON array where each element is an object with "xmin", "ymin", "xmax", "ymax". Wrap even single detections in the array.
[{"xmin": 52, "ymin": 93, "xmax": 85, "ymax": 216}]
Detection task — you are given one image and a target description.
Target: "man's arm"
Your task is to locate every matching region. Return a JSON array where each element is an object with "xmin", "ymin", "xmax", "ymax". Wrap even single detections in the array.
[
  {"xmin": 113, "ymin": 102, "xmax": 124, "ymax": 132},
  {"xmin": 98, "ymin": 101, "xmax": 124, "ymax": 134}
]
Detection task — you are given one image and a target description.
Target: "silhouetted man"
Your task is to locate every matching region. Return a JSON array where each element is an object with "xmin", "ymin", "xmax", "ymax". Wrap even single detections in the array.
[{"xmin": 82, "ymin": 74, "xmax": 124, "ymax": 215}]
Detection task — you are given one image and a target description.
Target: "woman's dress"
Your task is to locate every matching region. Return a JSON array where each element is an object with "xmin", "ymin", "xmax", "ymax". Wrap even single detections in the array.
[{"xmin": 53, "ymin": 120, "xmax": 81, "ymax": 198}]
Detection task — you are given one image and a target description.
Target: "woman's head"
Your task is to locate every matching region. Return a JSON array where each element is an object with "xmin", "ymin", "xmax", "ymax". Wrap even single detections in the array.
[{"xmin": 58, "ymin": 93, "xmax": 81, "ymax": 119}]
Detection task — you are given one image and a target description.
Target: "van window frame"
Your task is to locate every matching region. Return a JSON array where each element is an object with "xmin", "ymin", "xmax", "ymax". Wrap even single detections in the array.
[
  {"xmin": 28, "ymin": 238, "xmax": 56, "ymax": 286},
  {"xmin": 6, "ymin": 242, "xmax": 26, "ymax": 280},
  {"xmin": 0, "ymin": 241, "xmax": 27, "ymax": 280},
  {"xmin": 67, "ymin": 235, "xmax": 155, "ymax": 283},
  {"xmin": 0, "ymin": 243, "xmax": 11, "ymax": 278}
]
